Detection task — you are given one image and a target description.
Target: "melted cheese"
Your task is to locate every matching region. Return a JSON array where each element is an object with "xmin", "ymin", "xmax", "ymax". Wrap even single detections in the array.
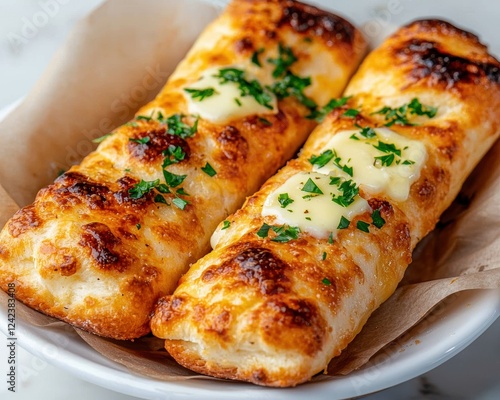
[
  {"xmin": 262, "ymin": 172, "xmax": 370, "ymax": 239},
  {"xmin": 314, "ymin": 128, "xmax": 427, "ymax": 202},
  {"xmin": 183, "ymin": 66, "xmax": 278, "ymax": 124},
  {"xmin": 261, "ymin": 127, "xmax": 427, "ymax": 239}
]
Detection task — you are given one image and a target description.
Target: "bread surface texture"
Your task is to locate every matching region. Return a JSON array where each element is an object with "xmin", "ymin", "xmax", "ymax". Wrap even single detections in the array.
[
  {"xmin": 151, "ymin": 19, "xmax": 500, "ymax": 385},
  {"xmin": 0, "ymin": 0, "xmax": 365, "ymax": 339}
]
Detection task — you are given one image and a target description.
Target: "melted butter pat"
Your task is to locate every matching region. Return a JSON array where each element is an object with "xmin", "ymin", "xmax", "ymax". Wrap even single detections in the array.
[
  {"xmin": 183, "ymin": 66, "xmax": 278, "ymax": 124},
  {"xmin": 262, "ymin": 172, "xmax": 370, "ymax": 239},
  {"xmin": 314, "ymin": 128, "xmax": 427, "ymax": 202}
]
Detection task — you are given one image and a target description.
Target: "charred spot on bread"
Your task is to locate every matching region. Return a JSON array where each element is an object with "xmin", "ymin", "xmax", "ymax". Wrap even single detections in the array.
[
  {"xmin": 8, "ymin": 204, "xmax": 42, "ymax": 238},
  {"xmin": 397, "ymin": 39, "xmax": 500, "ymax": 86},
  {"xmin": 79, "ymin": 222, "xmax": 130, "ymax": 272},
  {"xmin": 278, "ymin": 0, "xmax": 356, "ymax": 47}
]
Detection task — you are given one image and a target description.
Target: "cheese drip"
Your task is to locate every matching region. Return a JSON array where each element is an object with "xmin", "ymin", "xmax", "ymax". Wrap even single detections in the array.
[{"xmin": 183, "ymin": 66, "xmax": 278, "ymax": 124}]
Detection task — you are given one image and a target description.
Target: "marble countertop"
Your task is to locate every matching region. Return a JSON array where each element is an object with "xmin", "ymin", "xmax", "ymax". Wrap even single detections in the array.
[{"xmin": 0, "ymin": 1, "xmax": 499, "ymax": 399}]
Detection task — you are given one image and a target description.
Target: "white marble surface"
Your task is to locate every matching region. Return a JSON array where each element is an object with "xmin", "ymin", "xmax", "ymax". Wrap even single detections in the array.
[{"xmin": 0, "ymin": 1, "xmax": 499, "ymax": 399}]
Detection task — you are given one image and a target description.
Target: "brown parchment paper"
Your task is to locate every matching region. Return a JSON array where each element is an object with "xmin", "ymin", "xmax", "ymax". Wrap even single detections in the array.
[{"xmin": 0, "ymin": 0, "xmax": 499, "ymax": 388}]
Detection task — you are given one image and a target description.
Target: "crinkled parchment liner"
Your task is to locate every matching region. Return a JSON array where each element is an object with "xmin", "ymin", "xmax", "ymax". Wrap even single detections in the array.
[{"xmin": 0, "ymin": 0, "xmax": 498, "ymax": 389}]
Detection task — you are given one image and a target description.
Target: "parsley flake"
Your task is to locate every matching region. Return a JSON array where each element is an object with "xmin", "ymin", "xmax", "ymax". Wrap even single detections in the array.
[
  {"xmin": 213, "ymin": 67, "xmax": 274, "ymax": 110},
  {"xmin": 337, "ymin": 216, "xmax": 350, "ymax": 230},
  {"xmin": 307, "ymin": 96, "xmax": 350, "ymax": 122},
  {"xmin": 184, "ymin": 87, "xmax": 218, "ymax": 101},
  {"xmin": 129, "ymin": 136, "xmax": 150, "ymax": 144},
  {"xmin": 343, "ymin": 108, "xmax": 360, "ymax": 118},
  {"xmin": 172, "ymin": 196, "xmax": 189, "ymax": 210},
  {"xmin": 129, "ymin": 179, "xmax": 160, "ymax": 199},
  {"xmin": 278, "ymin": 193, "xmax": 294, "ymax": 208},
  {"xmin": 162, "ymin": 145, "xmax": 186, "ymax": 168},
  {"xmin": 302, "ymin": 178, "xmax": 323, "ymax": 195},
  {"xmin": 92, "ymin": 133, "xmax": 112, "ymax": 144},
  {"xmin": 356, "ymin": 220, "xmax": 370, "ymax": 233},
  {"xmin": 160, "ymin": 113, "xmax": 198, "ymax": 139},
  {"xmin": 163, "ymin": 170, "xmax": 186, "ymax": 188},
  {"xmin": 309, "ymin": 149, "xmax": 334, "ymax": 168},
  {"xmin": 251, "ymin": 48, "xmax": 265, "ymax": 67},
  {"xmin": 322, "ymin": 277, "xmax": 332, "ymax": 286},
  {"xmin": 372, "ymin": 98, "xmax": 437, "ymax": 126},
  {"xmin": 371, "ymin": 209, "xmax": 386, "ymax": 229},
  {"xmin": 256, "ymin": 223, "xmax": 300, "ymax": 243},
  {"xmin": 331, "ymin": 180, "xmax": 359, "ymax": 207},
  {"xmin": 222, "ymin": 220, "xmax": 230, "ymax": 230},
  {"xmin": 267, "ymin": 43, "xmax": 298, "ymax": 78},
  {"xmin": 201, "ymin": 162, "xmax": 217, "ymax": 177}
]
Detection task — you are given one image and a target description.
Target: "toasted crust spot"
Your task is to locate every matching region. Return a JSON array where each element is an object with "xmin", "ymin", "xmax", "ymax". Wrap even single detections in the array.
[
  {"xmin": 128, "ymin": 128, "xmax": 190, "ymax": 164},
  {"xmin": 8, "ymin": 205, "xmax": 41, "ymax": 238},
  {"xmin": 278, "ymin": 0, "xmax": 356, "ymax": 47}
]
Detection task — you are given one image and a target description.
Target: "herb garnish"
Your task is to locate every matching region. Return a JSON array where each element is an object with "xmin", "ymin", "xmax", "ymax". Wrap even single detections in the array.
[
  {"xmin": 302, "ymin": 178, "xmax": 323, "ymax": 195},
  {"xmin": 184, "ymin": 87, "xmax": 218, "ymax": 101},
  {"xmin": 331, "ymin": 179, "xmax": 359, "ymax": 207},
  {"xmin": 129, "ymin": 136, "xmax": 150, "ymax": 144},
  {"xmin": 161, "ymin": 113, "xmax": 199, "ymax": 139},
  {"xmin": 343, "ymin": 108, "xmax": 360, "ymax": 118},
  {"xmin": 251, "ymin": 48, "xmax": 265, "ymax": 67},
  {"xmin": 172, "ymin": 196, "xmax": 189, "ymax": 210},
  {"xmin": 201, "ymin": 162, "xmax": 217, "ymax": 177},
  {"xmin": 129, "ymin": 179, "xmax": 160, "ymax": 199},
  {"xmin": 256, "ymin": 223, "xmax": 300, "ymax": 243},
  {"xmin": 222, "ymin": 220, "xmax": 230, "ymax": 230},
  {"xmin": 267, "ymin": 43, "xmax": 298, "ymax": 78},
  {"xmin": 322, "ymin": 277, "xmax": 332, "ymax": 285},
  {"xmin": 356, "ymin": 220, "xmax": 370, "ymax": 233},
  {"xmin": 213, "ymin": 67, "xmax": 274, "ymax": 109},
  {"xmin": 337, "ymin": 216, "xmax": 350, "ymax": 230},
  {"xmin": 372, "ymin": 98, "xmax": 437, "ymax": 127},
  {"xmin": 371, "ymin": 209, "xmax": 386, "ymax": 229},
  {"xmin": 92, "ymin": 133, "xmax": 113, "ymax": 144},
  {"xmin": 307, "ymin": 96, "xmax": 350, "ymax": 122},
  {"xmin": 162, "ymin": 145, "xmax": 186, "ymax": 168},
  {"xmin": 278, "ymin": 193, "xmax": 294, "ymax": 208}
]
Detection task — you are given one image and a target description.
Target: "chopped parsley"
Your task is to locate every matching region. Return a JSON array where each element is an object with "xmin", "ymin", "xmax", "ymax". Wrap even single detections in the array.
[
  {"xmin": 234, "ymin": 97, "xmax": 242, "ymax": 106},
  {"xmin": 129, "ymin": 179, "xmax": 160, "ymax": 199},
  {"xmin": 307, "ymin": 96, "xmax": 350, "ymax": 122},
  {"xmin": 256, "ymin": 223, "xmax": 300, "ymax": 243},
  {"xmin": 309, "ymin": 149, "xmax": 335, "ymax": 168},
  {"xmin": 201, "ymin": 162, "xmax": 217, "ymax": 177},
  {"xmin": 337, "ymin": 216, "xmax": 350, "ymax": 230},
  {"xmin": 309, "ymin": 149, "xmax": 352, "ymax": 177},
  {"xmin": 159, "ymin": 113, "xmax": 198, "ymax": 139},
  {"xmin": 356, "ymin": 220, "xmax": 370, "ymax": 233},
  {"xmin": 372, "ymin": 98, "xmax": 437, "ymax": 127},
  {"xmin": 163, "ymin": 170, "xmax": 186, "ymax": 188},
  {"xmin": 278, "ymin": 193, "xmax": 294, "ymax": 208},
  {"xmin": 269, "ymin": 72, "xmax": 316, "ymax": 110},
  {"xmin": 251, "ymin": 48, "xmax": 265, "ymax": 67},
  {"xmin": 322, "ymin": 277, "xmax": 332, "ymax": 286},
  {"xmin": 213, "ymin": 67, "xmax": 274, "ymax": 109},
  {"xmin": 343, "ymin": 108, "xmax": 360, "ymax": 118},
  {"xmin": 331, "ymin": 179, "xmax": 359, "ymax": 207},
  {"xmin": 371, "ymin": 209, "xmax": 386, "ymax": 229},
  {"xmin": 373, "ymin": 141, "xmax": 401, "ymax": 156},
  {"xmin": 172, "ymin": 196, "xmax": 189, "ymax": 210},
  {"xmin": 136, "ymin": 115, "xmax": 152, "ymax": 121},
  {"xmin": 183, "ymin": 87, "xmax": 218, "ymax": 101},
  {"xmin": 302, "ymin": 178, "xmax": 323, "ymax": 195},
  {"xmin": 129, "ymin": 136, "xmax": 150, "ymax": 144},
  {"xmin": 162, "ymin": 145, "xmax": 186, "ymax": 168},
  {"xmin": 154, "ymin": 194, "xmax": 168, "ymax": 204},
  {"xmin": 267, "ymin": 43, "xmax": 298, "ymax": 78},
  {"xmin": 258, "ymin": 117, "xmax": 272, "ymax": 126},
  {"xmin": 374, "ymin": 153, "xmax": 396, "ymax": 167},
  {"xmin": 92, "ymin": 133, "xmax": 112, "ymax": 144},
  {"xmin": 222, "ymin": 220, "xmax": 231, "ymax": 230},
  {"xmin": 328, "ymin": 232, "xmax": 334, "ymax": 244},
  {"xmin": 136, "ymin": 223, "xmax": 141, "ymax": 230},
  {"xmin": 322, "ymin": 252, "xmax": 327, "ymax": 260}
]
